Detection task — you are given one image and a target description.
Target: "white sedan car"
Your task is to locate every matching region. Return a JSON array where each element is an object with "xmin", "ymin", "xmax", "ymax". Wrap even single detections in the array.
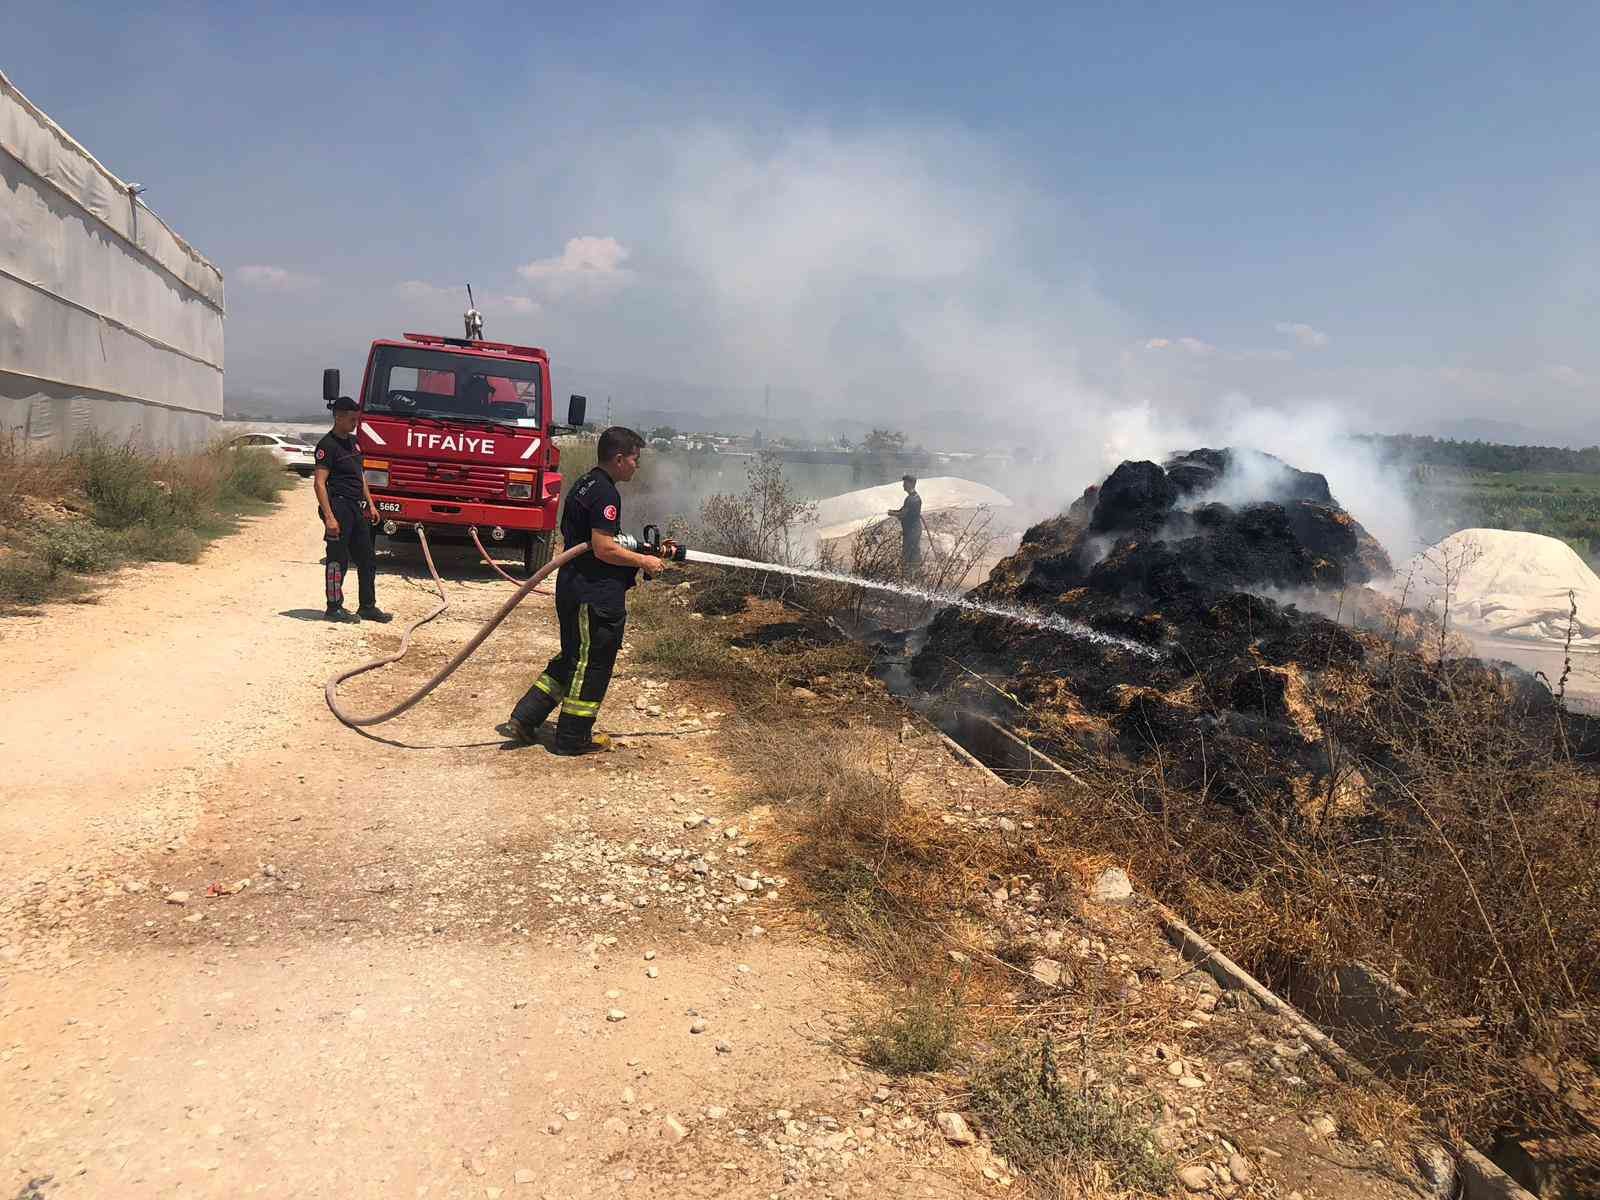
[{"xmin": 227, "ymin": 433, "xmax": 317, "ymax": 476}]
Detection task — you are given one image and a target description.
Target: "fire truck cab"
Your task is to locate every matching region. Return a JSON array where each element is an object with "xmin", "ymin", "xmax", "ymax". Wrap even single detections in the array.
[{"xmin": 321, "ymin": 313, "xmax": 586, "ymax": 575}]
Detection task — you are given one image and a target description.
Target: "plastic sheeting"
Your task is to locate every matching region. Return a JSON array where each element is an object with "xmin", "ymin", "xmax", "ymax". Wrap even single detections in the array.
[
  {"xmin": 811, "ymin": 476, "xmax": 1015, "ymax": 543},
  {"xmin": 0, "ymin": 69, "xmax": 223, "ymax": 450},
  {"xmin": 1393, "ymin": 528, "xmax": 1600, "ymax": 646}
]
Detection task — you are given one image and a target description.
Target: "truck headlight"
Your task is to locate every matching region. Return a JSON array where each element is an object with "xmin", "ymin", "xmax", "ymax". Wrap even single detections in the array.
[
  {"xmin": 364, "ymin": 468, "xmax": 390, "ymax": 488},
  {"xmin": 506, "ymin": 482, "xmax": 533, "ymax": 499}
]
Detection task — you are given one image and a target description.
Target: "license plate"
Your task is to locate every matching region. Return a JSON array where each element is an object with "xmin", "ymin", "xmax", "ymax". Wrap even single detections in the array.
[{"xmin": 376, "ymin": 501, "xmax": 403, "ymax": 513}]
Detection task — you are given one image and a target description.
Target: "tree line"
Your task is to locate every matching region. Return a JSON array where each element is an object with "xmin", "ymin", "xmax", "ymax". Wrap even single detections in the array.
[{"xmin": 1361, "ymin": 433, "xmax": 1600, "ymax": 474}]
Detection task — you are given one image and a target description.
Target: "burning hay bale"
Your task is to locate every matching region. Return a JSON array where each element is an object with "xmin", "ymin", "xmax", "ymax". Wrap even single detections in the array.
[{"xmin": 913, "ymin": 446, "xmax": 1489, "ymax": 822}]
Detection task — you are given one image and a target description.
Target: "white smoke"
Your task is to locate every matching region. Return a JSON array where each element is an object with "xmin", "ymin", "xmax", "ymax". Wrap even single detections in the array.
[{"xmin": 486, "ymin": 108, "xmax": 1425, "ymax": 567}]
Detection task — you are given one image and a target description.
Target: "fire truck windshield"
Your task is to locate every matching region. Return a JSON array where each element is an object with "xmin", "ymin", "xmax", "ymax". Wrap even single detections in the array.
[{"xmin": 365, "ymin": 346, "xmax": 541, "ymax": 427}]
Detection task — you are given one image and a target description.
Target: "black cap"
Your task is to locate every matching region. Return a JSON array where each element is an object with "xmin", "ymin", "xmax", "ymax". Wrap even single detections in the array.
[{"xmin": 331, "ymin": 396, "xmax": 359, "ymax": 412}]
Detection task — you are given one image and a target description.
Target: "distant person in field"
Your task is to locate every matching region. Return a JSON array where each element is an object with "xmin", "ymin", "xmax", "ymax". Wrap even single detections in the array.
[{"xmin": 888, "ymin": 474, "xmax": 923, "ymax": 573}]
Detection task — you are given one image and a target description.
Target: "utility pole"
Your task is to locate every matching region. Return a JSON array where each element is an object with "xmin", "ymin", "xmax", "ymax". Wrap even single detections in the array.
[{"xmin": 606, "ymin": 395, "xmax": 612, "ymax": 427}]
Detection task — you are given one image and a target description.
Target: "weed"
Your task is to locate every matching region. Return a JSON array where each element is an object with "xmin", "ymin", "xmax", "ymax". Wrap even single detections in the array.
[
  {"xmin": 0, "ymin": 553, "xmax": 88, "ymax": 608},
  {"xmin": 970, "ymin": 1037, "xmax": 1171, "ymax": 1194},
  {"xmin": 694, "ymin": 451, "xmax": 816, "ymax": 566},
  {"xmin": 861, "ymin": 987, "xmax": 963, "ymax": 1076},
  {"xmin": 82, "ymin": 441, "xmax": 172, "ymax": 529},
  {"xmin": 25, "ymin": 520, "xmax": 123, "ymax": 574},
  {"xmin": 115, "ymin": 523, "xmax": 207, "ymax": 564}
]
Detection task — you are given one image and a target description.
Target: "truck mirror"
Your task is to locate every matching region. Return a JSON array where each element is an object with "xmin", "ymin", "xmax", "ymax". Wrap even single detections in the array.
[
  {"xmin": 566, "ymin": 394, "xmax": 587, "ymax": 427},
  {"xmin": 322, "ymin": 369, "xmax": 341, "ymax": 407}
]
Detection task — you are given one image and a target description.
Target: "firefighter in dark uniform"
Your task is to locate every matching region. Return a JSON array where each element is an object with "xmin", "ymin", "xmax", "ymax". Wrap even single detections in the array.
[
  {"xmin": 507, "ymin": 426, "xmax": 663, "ymax": 755},
  {"xmin": 313, "ymin": 397, "xmax": 391, "ymax": 624}
]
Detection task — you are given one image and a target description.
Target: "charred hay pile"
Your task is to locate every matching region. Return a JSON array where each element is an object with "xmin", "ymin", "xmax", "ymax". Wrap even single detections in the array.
[{"xmin": 913, "ymin": 447, "xmax": 1547, "ymax": 822}]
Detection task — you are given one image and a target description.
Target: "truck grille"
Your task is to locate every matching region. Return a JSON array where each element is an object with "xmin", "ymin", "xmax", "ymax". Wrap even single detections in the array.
[{"xmin": 388, "ymin": 460, "xmax": 508, "ymax": 500}]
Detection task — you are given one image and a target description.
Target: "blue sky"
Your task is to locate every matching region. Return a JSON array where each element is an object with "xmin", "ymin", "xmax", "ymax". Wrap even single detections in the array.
[{"xmin": 9, "ymin": 1, "xmax": 1599, "ymax": 444}]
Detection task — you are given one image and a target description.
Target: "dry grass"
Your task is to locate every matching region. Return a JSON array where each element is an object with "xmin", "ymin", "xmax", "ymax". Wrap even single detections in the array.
[
  {"xmin": 969, "ymin": 1037, "xmax": 1171, "ymax": 1196},
  {"xmin": 1033, "ymin": 656, "xmax": 1600, "ymax": 1191},
  {"xmin": 0, "ymin": 435, "xmax": 292, "ymax": 611}
]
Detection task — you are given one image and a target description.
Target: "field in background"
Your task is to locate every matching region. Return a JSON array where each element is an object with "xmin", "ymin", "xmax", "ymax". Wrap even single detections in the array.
[{"xmin": 1410, "ymin": 470, "xmax": 1600, "ymax": 563}]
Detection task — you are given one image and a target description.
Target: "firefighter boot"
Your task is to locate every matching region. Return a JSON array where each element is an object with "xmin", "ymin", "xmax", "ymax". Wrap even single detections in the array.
[
  {"xmin": 508, "ymin": 684, "xmax": 560, "ymax": 742},
  {"xmin": 552, "ymin": 711, "xmax": 609, "ymax": 756}
]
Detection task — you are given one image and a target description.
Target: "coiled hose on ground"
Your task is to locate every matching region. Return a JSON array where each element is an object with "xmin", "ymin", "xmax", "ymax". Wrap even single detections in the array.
[{"xmin": 324, "ymin": 525, "xmax": 587, "ymax": 729}]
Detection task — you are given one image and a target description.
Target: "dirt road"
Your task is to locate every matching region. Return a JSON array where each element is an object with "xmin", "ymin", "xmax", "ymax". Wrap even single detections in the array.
[{"xmin": 0, "ymin": 486, "xmax": 976, "ymax": 1198}]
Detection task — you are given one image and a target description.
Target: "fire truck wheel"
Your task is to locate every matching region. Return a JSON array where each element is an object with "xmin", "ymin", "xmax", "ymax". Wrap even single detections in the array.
[{"xmin": 525, "ymin": 532, "xmax": 554, "ymax": 577}]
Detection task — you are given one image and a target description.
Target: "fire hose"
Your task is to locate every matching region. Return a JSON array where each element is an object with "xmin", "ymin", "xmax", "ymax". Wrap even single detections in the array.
[{"xmin": 324, "ymin": 525, "xmax": 681, "ymax": 729}]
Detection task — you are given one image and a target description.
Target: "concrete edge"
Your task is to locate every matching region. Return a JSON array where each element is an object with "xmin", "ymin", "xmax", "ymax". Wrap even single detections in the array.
[{"xmin": 1158, "ymin": 909, "xmax": 1536, "ymax": 1200}]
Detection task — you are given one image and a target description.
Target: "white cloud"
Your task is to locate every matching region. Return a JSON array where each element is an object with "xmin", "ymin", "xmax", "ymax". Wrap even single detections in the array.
[
  {"xmin": 395, "ymin": 280, "xmax": 540, "ymax": 317},
  {"xmin": 1544, "ymin": 363, "xmax": 1585, "ymax": 387},
  {"xmin": 1144, "ymin": 336, "xmax": 1215, "ymax": 356},
  {"xmin": 517, "ymin": 236, "xmax": 632, "ymax": 292},
  {"xmin": 235, "ymin": 264, "xmax": 317, "ymax": 291},
  {"xmin": 1273, "ymin": 321, "xmax": 1329, "ymax": 348}
]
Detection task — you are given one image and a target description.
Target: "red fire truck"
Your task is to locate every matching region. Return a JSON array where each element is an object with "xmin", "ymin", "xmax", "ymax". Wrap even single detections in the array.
[{"xmin": 321, "ymin": 309, "xmax": 586, "ymax": 574}]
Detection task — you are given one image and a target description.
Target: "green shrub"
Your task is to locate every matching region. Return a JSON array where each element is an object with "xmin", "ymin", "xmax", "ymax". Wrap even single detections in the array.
[
  {"xmin": 116, "ymin": 523, "xmax": 206, "ymax": 564},
  {"xmin": 0, "ymin": 553, "xmax": 88, "ymax": 607},
  {"xmin": 970, "ymin": 1038, "xmax": 1171, "ymax": 1192},
  {"xmin": 27, "ymin": 519, "xmax": 123, "ymax": 574},
  {"xmin": 861, "ymin": 989, "xmax": 962, "ymax": 1076},
  {"xmin": 82, "ymin": 442, "xmax": 171, "ymax": 529},
  {"xmin": 218, "ymin": 446, "xmax": 291, "ymax": 506}
]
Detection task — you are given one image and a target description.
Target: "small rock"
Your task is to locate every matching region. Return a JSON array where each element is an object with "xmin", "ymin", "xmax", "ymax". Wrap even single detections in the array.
[
  {"xmin": 1029, "ymin": 957, "xmax": 1068, "ymax": 989},
  {"xmin": 486, "ymin": 1189, "xmax": 504, "ymax": 1199},
  {"xmin": 603, "ymin": 1117, "xmax": 629, "ymax": 1136},
  {"xmin": 1178, "ymin": 1075, "xmax": 1206, "ymax": 1089},
  {"xmin": 791, "ymin": 687, "xmax": 818, "ymax": 702},
  {"xmin": 1177, "ymin": 1164, "xmax": 1216, "ymax": 1192},
  {"xmin": 165, "ymin": 891, "xmax": 190, "ymax": 905},
  {"xmin": 544, "ymin": 1118, "xmax": 564, "ymax": 1135},
  {"xmin": 997, "ymin": 817, "xmax": 1018, "ymax": 834},
  {"xmin": 706, "ymin": 1106, "xmax": 728, "ymax": 1119},
  {"xmin": 665, "ymin": 1115, "xmax": 690, "ymax": 1141},
  {"xmin": 1228, "ymin": 1154, "xmax": 1252, "ymax": 1186},
  {"xmin": 622, "ymin": 1086, "xmax": 636, "ymax": 1105},
  {"xmin": 515, "ymin": 1167, "xmax": 536, "ymax": 1183},
  {"xmin": 644, "ymin": 949, "xmax": 656, "ymax": 960},
  {"xmin": 690, "ymin": 1019, "xmax": 708, "ymax": 1034},
  {"xmin": 262, "ymin": 864, "xmax": 278, "ymax": 878},
  {"xmin": 1412, "ymin": 1143, "xmax": 1456, "ymax": 1199},
  {"xmin": 123, "ymin": 880, "xmax": 146, "ymax": 894},
  {"xmin": 1090, "ymin": 867, "xmax": 1134, "ymax": 904},
  {"xmin": 1311, "ymin": 1116, "xmax": 1338, "ymax": 1139},
  {"xmin": 607, "ymin": 1009, "xmax": 628, "ymax": 1022},
  {"xmin": 645, "ymin": 966, "xmax": 659, "ymax": 979},
  {"xmin": 715, "ymin": 1040, "xmax": 732, "ymax": 1054},
  {"xmin": 684, "ymin": 813, "xmax": 709, "ymax": 829},
  {"xmin": 935, "ymin": 1112, "xmax": 975, "ymax": 1146},
  {"xmin": 734, "ymin": 875, "xmax": 760, "ymax": 893}
]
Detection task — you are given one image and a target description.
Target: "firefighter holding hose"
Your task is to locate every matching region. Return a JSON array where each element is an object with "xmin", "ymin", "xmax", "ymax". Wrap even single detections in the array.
[{"xmin": 506, "ymin": 427, "xmax": 664, "ymax": 755}]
